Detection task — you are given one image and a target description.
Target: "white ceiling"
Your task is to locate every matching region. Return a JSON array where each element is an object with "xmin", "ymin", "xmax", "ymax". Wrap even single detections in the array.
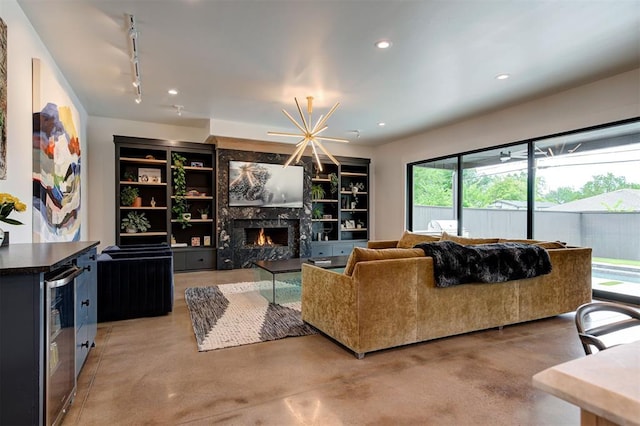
[{"xmin": 17, "ymin": 0, "xmax": 640, "ymax": 146}]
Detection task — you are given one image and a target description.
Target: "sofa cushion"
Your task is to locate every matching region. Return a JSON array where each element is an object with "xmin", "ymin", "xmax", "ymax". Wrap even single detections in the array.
[
  {"xmin": 396, "ymin": 231, "xmax": 441, "ymax": 248},
  {"xmin": 441, "ymin": 231, "xmax": 500, "ymax": 245},
  {"xmin": 345, "ymin": 247, "xmax": 425, "ymax": 276}
]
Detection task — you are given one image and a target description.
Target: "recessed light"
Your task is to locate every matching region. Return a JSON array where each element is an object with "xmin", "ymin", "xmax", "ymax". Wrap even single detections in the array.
[
  {"xmin": 378, "ymin": 122, "xmax": 386, "ymax": 127},
  {"xmin": 168, "ymin": 89, "xmax": 179, "ymax": 95},
  {"xmin": 496, "ymin": 74, "xmax": 510, "ymax": 80},
  {"xmin": 375, "ymin": 40, "xmax": 392, "ymax": 49}
]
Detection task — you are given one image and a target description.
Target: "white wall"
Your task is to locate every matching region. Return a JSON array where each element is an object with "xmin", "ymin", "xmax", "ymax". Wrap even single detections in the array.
[
  {"xmin": 372, "ymin": 69, "xmax": 640, "ymax": 241},
  {"xmin": 0, "ymin": 0, "xmax": 88, "ymax": 243}
]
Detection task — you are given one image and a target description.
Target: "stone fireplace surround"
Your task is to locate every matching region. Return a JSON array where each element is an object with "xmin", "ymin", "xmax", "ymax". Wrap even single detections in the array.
[
  {"xmin": 217, "ymin": 148, "xmax": 313, "ymax": 269},
  {"xmin": 231, "ymin": 218, "xmax": 300, "ymax": 268}
]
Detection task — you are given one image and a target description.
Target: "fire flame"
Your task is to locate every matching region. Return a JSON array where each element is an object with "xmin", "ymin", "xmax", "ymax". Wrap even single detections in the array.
[{"xmin": 256, "ymin": 228, "xmax": 273, "ymax": 246}]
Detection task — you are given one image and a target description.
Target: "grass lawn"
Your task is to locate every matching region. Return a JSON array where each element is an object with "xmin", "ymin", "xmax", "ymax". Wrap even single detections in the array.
[{"xmin": 593, "ymin": 257, "xmax": 640, "ymax": 267}]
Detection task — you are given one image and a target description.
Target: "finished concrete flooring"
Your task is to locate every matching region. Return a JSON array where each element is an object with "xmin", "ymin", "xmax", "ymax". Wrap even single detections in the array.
[{"xmin": 63, "ymin": 269, "xmax": 585, "ymax": 425}]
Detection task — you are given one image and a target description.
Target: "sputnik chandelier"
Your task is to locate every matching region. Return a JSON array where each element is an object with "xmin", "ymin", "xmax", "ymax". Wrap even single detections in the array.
[{"xmin": 268, "ymin": 96, "xmax": 348, "ymax": 171}]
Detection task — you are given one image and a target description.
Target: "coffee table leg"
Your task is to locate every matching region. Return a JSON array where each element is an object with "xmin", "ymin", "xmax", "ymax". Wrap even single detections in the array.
[{"xmin": 272, "ymin": 274, "xmax": 276, "ymax": 303}]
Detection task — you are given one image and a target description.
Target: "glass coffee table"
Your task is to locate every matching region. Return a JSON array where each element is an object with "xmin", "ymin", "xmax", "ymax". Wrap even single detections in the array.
[{"xmin": 252, "ymin": 256, "xmax": 349, "ymax": 303}]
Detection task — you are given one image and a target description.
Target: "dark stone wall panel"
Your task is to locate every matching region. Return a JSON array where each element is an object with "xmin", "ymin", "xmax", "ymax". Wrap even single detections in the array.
[{"xmin": 217, "ymin": 149, "xmax": 312, "ymax": 269}]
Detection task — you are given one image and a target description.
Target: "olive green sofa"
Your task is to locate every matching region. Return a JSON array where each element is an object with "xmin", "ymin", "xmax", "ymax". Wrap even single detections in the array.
[{"xmin": 301, "ymin": 233, "xmax": 592, "ymax": 358}]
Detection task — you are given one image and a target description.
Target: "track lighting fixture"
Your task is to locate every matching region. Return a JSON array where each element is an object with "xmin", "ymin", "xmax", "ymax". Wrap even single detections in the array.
[{"xmin": 126, "ymin": 14, "xmax": 142, "ymax": 104}]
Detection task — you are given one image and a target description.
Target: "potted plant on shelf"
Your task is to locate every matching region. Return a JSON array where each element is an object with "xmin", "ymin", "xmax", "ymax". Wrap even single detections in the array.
[
  {"xmin": 312, "ymin": 205, "xmax": 323, "ymax": 219},
  {"xmin": 198, "ymin": 206, "xmax": 210, "ymax": 220},
  {"xmin": 120, "ymin": 211, "xmax": 151, "ymax": 233},
  {"xmin": 123, "ymin": 171, "xmax": 136, "ymax": 182},
  {"xmin": 172, "ymin": 153, "xmax": 190, "ymax": 228},
  {"xmin": 311, "ymin": 184, "xmax": 326, "ymax": 200},
  {"xmin": 328, "ymin": 173, "xmax": 338, "ymax": 195},
  {"xmin": 120, "ymin": 186, "xmax": 140, "ymax": 207}
]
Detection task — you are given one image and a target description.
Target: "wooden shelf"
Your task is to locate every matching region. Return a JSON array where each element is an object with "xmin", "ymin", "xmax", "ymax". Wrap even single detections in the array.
[
  {"xmin": 312, "ymin": 219, "xmax": 339, "ymax": 222},
  {"xmin": 171, "ymin": 195, "xmax": 214, "ymax": 200},
  {"xmin": 171, "ymin": 219, "xmax": 213, "ymax": 223},
  {"xmin": 119, "ymin": 157, "xmax": 167, "ymax": 165},
  {"xmin": 341, "ymin": 228, "xmax": 368, "ymax": 232},
  {"xmin": 121, "ymin": 206, "xmax": 167, "ymax": 210},
  {"xmin": 342, "ymin": 208, "xmax": 368, "ymax": 212},
  {"xmin": 312, "ymin": 178, "xmax": 331, "ymax": 182},
  {"xmin": 171, "ymin": 165, "xmax": 214, "ymax": 172},
  {"xmin": 119, "ymin": 181, "xmax": 167, "ymax": 186},
  {"xmin": 340, "ymin": 191, "xmax": 368, "ymax": 195},
  {"xmin": 120, "ymin": 231, "xmax": 168, "ymax": 237},
  {"xmin": 341, "ymin": 172, "xmax": 367, "ymax": 177},
  {"xmin": 312, "ymin": 199, "xmax": 338, "ymax": 203}
]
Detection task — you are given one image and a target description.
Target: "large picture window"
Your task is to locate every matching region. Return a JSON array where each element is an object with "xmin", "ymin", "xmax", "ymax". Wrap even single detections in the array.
[{"xmin": 408, "ymin": 119, "xmax": 640, "ymax": 304}]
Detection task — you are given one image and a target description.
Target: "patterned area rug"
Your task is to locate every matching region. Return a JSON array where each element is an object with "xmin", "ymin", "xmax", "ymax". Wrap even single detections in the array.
[{"xmin": 184, "ymin": 281, "xmax": 317, "ymax": 352}]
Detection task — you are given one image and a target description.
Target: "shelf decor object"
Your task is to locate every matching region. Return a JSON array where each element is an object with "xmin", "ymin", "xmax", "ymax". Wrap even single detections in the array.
[{"xmin": 267, "ymin": 96, "xmax": 348, "ymax": 171}]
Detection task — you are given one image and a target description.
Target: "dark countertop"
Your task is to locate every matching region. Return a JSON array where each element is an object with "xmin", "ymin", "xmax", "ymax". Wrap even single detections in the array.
[{"xmin": 0, "ymin": 241, "xmax": 100, "ymax": 275}]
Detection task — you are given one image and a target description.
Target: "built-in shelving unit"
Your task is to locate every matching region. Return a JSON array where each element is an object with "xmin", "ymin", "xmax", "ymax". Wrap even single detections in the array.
[
  {"xmin": 114, "ymin": 136, "xmax": 217, "ymax": 271},
  {"xmin": 310, "ymin": 157, "xmax": 370, "ymax": 257}
]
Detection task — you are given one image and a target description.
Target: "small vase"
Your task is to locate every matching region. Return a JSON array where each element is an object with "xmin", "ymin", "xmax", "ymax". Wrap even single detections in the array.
[
  {"xmin": 126, "ymin": 227, "xmax": 137, "ymax": 234},
  {"xmin": 201, "ymin": 214, "xmax": 208, "ymax": 220},
  {"xmin": 132, "ymin": 197, "xmax": 142, "ymax": 207}
]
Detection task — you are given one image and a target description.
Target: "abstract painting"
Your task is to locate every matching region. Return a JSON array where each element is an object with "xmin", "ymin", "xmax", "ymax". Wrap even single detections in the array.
[
  {"xmin": 0, "ymin": 18, "xmax": 7, "ymax": 180},
  {"xmin": 32, "ymin": 58, "xmax": 81, "ymax": 241}
]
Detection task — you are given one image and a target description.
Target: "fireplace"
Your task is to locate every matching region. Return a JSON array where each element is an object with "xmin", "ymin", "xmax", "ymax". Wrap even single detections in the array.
[
  {"xmin": 245, "ymin": 227, "xmax": 288, "ymax": 248},
  {"xmin": 232, "ymin": 219, "xmax": 300, "ymax": 268}
]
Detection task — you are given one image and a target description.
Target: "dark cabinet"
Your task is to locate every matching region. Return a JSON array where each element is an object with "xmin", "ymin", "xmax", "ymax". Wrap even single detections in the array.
[
  {"xmin": 75, "ymin": 249, "xmax": 97, "ymax": 377},
  {"xmin": 0, "ymin": 242, "xmax": 98, "ymax": 426}
]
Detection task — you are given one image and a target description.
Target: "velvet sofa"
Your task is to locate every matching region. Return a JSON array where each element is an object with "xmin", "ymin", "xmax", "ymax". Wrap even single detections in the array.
[{"xmin": 301, "ymin": 232, "xmax": 592, "ymax": 358}]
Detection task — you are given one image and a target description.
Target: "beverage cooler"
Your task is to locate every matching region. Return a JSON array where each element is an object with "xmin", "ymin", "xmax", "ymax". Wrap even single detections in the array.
[{"xmin": 45, "ymin": 265, "xmax": 84, "ymax": 426}]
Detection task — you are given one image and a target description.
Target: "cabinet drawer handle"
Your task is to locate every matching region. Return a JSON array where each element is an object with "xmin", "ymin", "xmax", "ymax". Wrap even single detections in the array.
[
  {"xmin": 89, "ymin": 254, "xmax": 96, "ymax": 261},
  {"xmin": 81, "ymin": 341, "xmax": 89, "ymax": 349},
  {"xmin": 83, "ymin": 265, "xmax": 92, "ymax": 272},
  {"xmin": 81, "ymin": 299, "xmax": 90, "ymax": 307}
]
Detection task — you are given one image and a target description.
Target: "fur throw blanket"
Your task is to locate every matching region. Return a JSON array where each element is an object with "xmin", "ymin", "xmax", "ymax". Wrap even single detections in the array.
[{"xmin": 414, "ymin": 241, "xmax": 552, "ymax": 288}]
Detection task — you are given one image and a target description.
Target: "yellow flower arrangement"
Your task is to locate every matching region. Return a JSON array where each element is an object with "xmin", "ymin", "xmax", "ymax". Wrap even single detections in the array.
[{"xmin": 0, "ymin": 193, "xmax": 27, "ymax": 225}]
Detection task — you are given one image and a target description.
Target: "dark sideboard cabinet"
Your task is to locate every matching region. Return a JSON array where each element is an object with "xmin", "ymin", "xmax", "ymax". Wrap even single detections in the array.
[{"xmin": 114, "ymin": 136, "xmax": 217, "ymax": 272}]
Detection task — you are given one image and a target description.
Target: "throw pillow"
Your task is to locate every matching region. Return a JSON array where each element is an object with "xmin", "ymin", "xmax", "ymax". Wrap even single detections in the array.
[
  {"xmin": 440, "ymin": 231, "xmax": 500, "ymax": 245},
  {"xmin": 396, "ymin": 231, "xmax": 441, "ymax": 248},
  {"xmin": 344, "ymin": 247, "xmax": 425, "ymax": 276},
  {"xmin": 535, "ymin": 241, "xmax": 567, "ymax": 249},
  {"xmin": 498, "ymin": 238, "xmax": 566, "ymax": 249}
]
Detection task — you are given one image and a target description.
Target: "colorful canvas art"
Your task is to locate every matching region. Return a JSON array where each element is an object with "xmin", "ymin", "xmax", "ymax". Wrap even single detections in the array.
[
  {"xmin": 0, "ymin": 18, "xmax": 7, "ymax": 180},
  {"xmin": 32, "ymin": 58, "xmax": 81, "ymax": 241}
]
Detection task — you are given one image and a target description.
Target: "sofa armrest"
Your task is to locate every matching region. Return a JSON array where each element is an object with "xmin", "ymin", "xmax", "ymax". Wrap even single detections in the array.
[
  {"xmin": 350, "ymin": 257, "xmax": 423, "ymax": 353},
  {"xmin": 301, "ymin": 264, "xmax": 358, "ymax": 350},
  {"xmin": 367, "ymin": 240, "xmax": 399, "ymax": 249}
]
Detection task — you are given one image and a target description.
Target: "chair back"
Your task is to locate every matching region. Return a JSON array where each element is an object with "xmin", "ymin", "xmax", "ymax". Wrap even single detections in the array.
[{"xmin": 575, "ymin": 301, "xmax": 640, "ymax": 355}]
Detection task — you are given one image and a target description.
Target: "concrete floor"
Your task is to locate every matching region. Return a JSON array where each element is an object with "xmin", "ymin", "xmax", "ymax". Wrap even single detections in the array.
[{"xmin": 63, "ymin": 269, "xmax": 584, "ymax": 425}]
